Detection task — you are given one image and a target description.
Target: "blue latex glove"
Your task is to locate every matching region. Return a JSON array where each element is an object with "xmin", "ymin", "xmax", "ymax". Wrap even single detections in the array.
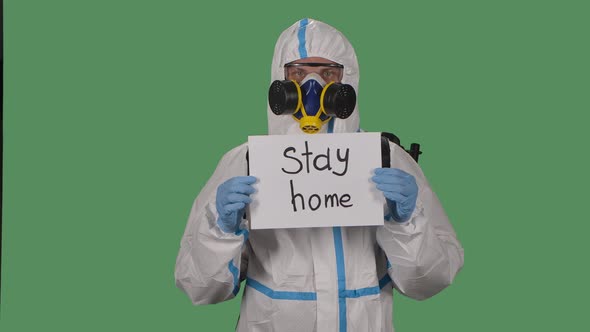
[
  {"xmin": 372, "ymin": 168, "xmax": 418, "ymax": 223},
  {"xmin": 215, "ymin": 176, "xmax": 257, "ymax": 233}
]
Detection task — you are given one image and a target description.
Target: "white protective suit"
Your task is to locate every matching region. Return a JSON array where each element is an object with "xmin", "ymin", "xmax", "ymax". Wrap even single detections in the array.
[{"xmin": 175, "ymin": 18, "xmax": 464, "ymax": 332}]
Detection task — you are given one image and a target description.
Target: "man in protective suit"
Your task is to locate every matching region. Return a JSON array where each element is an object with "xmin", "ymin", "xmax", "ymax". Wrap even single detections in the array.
[{"xmin": 175, "ymin": 18, "xmax": 464, "ymax": 332}]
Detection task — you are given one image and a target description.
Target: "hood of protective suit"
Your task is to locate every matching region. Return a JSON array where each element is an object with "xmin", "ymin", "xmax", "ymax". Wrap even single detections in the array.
[{"xmin": 268, "ymin": 18, "xmax": 360, "ymax": 135}]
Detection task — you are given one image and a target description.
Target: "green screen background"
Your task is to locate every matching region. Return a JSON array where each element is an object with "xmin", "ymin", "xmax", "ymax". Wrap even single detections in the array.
[{"xmin": 3, "ymin": 0, "xmax": 588, "ymax": 331}]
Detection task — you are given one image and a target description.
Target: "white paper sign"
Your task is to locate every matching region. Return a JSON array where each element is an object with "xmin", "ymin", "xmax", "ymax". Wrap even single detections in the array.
[{"xmin": 247, "ymin": 132, "xmax": 384, "ymax": 229}]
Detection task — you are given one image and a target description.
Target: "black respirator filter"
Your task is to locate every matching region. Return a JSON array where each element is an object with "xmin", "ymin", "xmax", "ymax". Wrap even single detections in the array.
[{"xmin": 268, "ymin": 80, "xmax": 356, "ymax": 119}]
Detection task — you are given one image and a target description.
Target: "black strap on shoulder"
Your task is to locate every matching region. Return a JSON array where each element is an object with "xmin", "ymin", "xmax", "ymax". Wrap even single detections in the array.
[
  {"xmin": 245, "ymin": 149, "xmax": 250, "ymax": 175},
  {"xmin": 381, "ymin": 136, "xmax": 392, "ymax": 168},
  {"xmin": 407, "ymin": 143, "xmax": 422, "ymax": 163},
  {"xmin": 381, "ymin": 132, "xmax": 422, "ymax": 165}
]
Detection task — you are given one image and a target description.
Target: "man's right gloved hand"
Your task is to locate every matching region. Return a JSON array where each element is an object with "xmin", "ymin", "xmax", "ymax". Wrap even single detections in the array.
[{"xmin": 215, "ymin": 176, "xmax": 257, "ymax": 233}]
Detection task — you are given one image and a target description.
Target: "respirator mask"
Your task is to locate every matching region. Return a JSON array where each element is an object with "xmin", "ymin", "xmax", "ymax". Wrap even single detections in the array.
[{"xmin": 268, "ymin": 62, "xmax": 356, "ymax": 134}]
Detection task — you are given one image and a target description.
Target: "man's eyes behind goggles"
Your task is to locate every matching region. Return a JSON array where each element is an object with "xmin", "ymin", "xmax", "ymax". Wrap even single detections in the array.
[{"xmin": 284, "ymin": 62, "xmax": 344, "ymax": 83}]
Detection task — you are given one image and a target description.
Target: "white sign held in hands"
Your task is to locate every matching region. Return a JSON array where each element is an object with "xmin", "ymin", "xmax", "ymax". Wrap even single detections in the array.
[{"xmin": 247, "ymin": 132, "xmax": 385, "ymax": 229}]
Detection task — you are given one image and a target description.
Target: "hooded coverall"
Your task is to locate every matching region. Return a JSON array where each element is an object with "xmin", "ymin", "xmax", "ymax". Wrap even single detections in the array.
[{"xmin": 175, "ymin": 18, "xmax": 464, "ymax": 332}]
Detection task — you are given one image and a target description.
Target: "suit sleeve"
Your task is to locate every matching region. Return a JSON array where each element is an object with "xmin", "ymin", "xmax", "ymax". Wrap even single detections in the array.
[
  {"xmin": 174, "ymin": 144, "xmax": 250, "ymax": 305},
  {"xmin": 376, "ymin": 143, "xmax": 464, "ymax": 300}
]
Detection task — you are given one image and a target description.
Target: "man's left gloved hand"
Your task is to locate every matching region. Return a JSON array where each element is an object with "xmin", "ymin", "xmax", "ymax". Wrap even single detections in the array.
[{"xmin": 372, "ymin": 168, "xmax": 418, "ymax": 223}]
